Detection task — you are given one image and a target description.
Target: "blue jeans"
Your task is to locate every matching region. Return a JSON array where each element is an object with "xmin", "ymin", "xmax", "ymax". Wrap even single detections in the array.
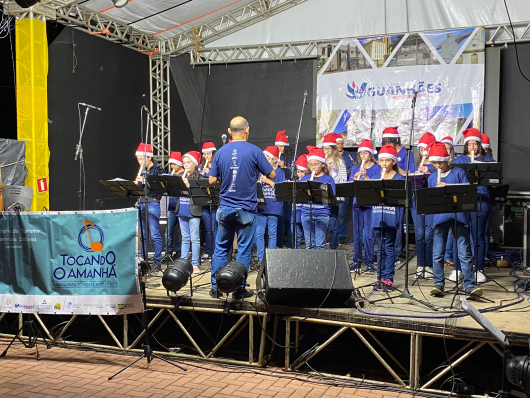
[
  {"xmin": 338, "ymin": 200, "xmax": 348, "ymax": 239},
  {"xmin": 179, "ymin": 216, "xmax": 201, "ymax": 266},
  {"xmin": 373, "ymin": 227, "xmax": 397, "ymax": 281},
  {"xmin": 256, "ymin": 214, "xmax": 279, "ymax": 261},
  {"xmin": 352, "ymin": 205, "xmax": 374, "ymax": 266},
  {"xmin": 444, "ymin": 229, "xmax": 454, "ymax": 261},
  {"xmin": 166, "ymin": 210, "xmax": 182, "ymax": 254},
  {"xmin": 292, "ymin": 222, "xmax": 303, "ymax": 249},
  {"xmin": 433, "ymin": 221, "xmax": 475, "ymax": 290},
  {"xmin": 139, "ymin": 202, "xmax": 162, "ymax": 263},
  {"xmin": 211, "ymin": 206, "xmax": 257, "ymax": 290},
  {"xmin": 328, "ymin": 215, "xmax": 339, "ymax": 249},
  {"xmin": 469, "ymin": 201, "xmax": 490, "ymax": 271},
  {"xmin": 411, "ymin": 209, "xmax": 433, "ymax": 268},
  {"xmin": 301, "ymin": 214, "xmax": 329, "ymax": 250},
  {"xmin": 202, "ymin": 207, "xmax": 218, "ymax": 256}
]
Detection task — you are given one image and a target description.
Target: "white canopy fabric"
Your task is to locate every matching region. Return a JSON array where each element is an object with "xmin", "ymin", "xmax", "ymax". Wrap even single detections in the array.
[{"xmin": 76, "ymin": 0, "xmax": 257, "ymax": 40}]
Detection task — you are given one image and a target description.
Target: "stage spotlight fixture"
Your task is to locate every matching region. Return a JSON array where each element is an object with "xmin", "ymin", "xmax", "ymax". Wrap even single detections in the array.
[
  {"xmin": 506, "ymin": 355, "xmax": 530, "ymax": 391},
  {"xmin": 111, "ymin": 0, "xmax": 128, "ymax": 8},
  {"xmin": 162, "ymin": 258, "xmax": 193, "ymax": 294},
  {"xmin": 14, "ymin": 0, "xmax": 40, "ymax": 8},
  {"xmin": 216, "ymin": 261, "xmax": 247, "ymax": 294}
]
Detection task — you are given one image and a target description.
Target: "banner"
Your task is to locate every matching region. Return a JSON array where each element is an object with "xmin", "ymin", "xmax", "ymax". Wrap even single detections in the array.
[
  {"xmin": 0, "ymin": 208, "xmax": 143, "ymax": 315},
  {"xmin": 316, "ymin": 28, "xmax": 485, "ymax": 147}
]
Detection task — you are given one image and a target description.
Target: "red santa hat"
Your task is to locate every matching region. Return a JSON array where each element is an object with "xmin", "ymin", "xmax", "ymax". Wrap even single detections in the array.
[
  {"xmin": 263, "ymin": 146, "xmax": 280, "ymax": 159},
  {"xmin": 417, "ymin": 132, "xmax": 435, "ymax": 149},
  {"xmin": 358, "ymin": 139, "xmax": 377, "ymax": 155},
  {"xmin": 135, "ymin": 143, "xmax": 153, "ymax": 157},
  {"xmin": 295, "ymin": 154, "xmax": 308, "ymax": 170},
  {"xmin": 441, "ymin": 136, "xmax": 454, "ymax": 145},
  {"xmin": 463, "ymin": 128, "xmax": 482, "ymax": 144},
  {"xmin": 275, "ymin": 130, "xmax": 289, "ymax": 146},
  {"xmin": 202, "ymin": 142, "xmax": 216, "ymax": 153},
  {"xmin": 382, "ymin": 126, "xmax": 400, "ymax": 139},
  {"xmin": 306, "ymin": 146, "xmax": 326, "ymax": 163},
  {"xmin": 427, "ymin": 142, "xmax": 450, "ymax": 162},
  {"xmin": 481, "ymin": 134, "xmax": 491, "ymax": 148},
  {"xmin": 168, "ymin": 151, "xmax": 183, "ymax": 166},
  {"xmin": 378, "ymin": 144, "xmax": 398, "ymax": 161},
  {"xmin": 334, "ymin": 133, "xmax": 344, "ymax": 143},
  {"xmin": 322, "ymin": 133, "xmax": 337, "ymax": 146},
  {"xmin": 183, "ymin": 151, "xmax": 201, "ymax": 166}
]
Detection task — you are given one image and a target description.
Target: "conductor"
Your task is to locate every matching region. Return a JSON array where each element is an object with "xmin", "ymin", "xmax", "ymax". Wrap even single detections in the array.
[{"xmin": 209, "ymin": 117, "xmax": 276, "ymax": 299}]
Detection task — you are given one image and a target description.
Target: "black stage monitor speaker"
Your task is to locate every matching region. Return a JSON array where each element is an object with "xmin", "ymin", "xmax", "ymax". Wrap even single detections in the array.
[{"xmin": 260, "ymin": 249, "xmax": 354, "ymax": 307}]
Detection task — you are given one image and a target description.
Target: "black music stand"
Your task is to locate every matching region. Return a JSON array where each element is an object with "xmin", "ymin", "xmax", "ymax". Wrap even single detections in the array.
[
  {"xmin": 453, "ymin": 163, "xmax": 507, "ymax": 291},
  {"xmin": 275, "ymin": 180, "xmax": 336, "ymax": 249},
  {"xmin": 354, "ymin": 179, "xmax": 432, "ymax": 307},
  {"xmin": 416, "ymin": 184, "xmax": 492, "ymax": 306},
  {"xmin": 100, "ymin": 179, "xmax": 145, "ymax": 200}
]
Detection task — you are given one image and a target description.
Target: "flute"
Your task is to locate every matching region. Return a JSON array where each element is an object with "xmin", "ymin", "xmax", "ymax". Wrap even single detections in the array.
[
  {"xmin": 381, "ymin": 168, "xmax": 386, "ymax": 180},
  {"xmin": 470, "ymin": 150, "xmax": 475, "ymax": 163},
  {"xmin": 358, "ymin": 160, "xmax": 365, "ymax": 180},
  {"xmin": 437, "ymin": 169, "xmax": 442, "ymax": 185},
  {"xmin": 310, "ymin": 171, "xmax": 316, "ymax": 181},
  {"xmin": 420, "ymin": 155, "xmax": 426, "ymax": 167}
]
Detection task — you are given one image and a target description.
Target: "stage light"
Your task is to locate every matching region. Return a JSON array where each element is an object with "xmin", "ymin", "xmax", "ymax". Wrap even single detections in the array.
[
  {"xmin": 111, "ymin": 0, "xmax": 128, "ymax": 8},
  {"xmin": 506, "ymin": 355, "xmax": 530, "ymax": 391},
  {"xmin": 162, "ymin": 258, "xmax": 193, "ymax": 294},
  {"xmin": 216, "ymin": 261, "xmax": 247, "ymax": 294},
  {"xmin": 14, "ymin": 0, "xmax": 40, "ymax": 8}
]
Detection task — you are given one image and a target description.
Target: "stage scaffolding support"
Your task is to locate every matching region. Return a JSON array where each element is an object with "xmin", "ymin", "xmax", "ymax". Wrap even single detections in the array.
[{"xmin": 149, "ymin": 54, "xmax": 171, "ymax": 168}]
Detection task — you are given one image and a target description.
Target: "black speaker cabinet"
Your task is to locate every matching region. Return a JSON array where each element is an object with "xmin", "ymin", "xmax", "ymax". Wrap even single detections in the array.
[{"xmin": 260, "ymin": 249, "xmax": 354, "ymax": 307}]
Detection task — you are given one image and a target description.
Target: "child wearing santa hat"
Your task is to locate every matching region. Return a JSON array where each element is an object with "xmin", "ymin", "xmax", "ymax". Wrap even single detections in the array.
[
  {"xmin": 177, "ymin": 151, "xmax": 206, "ymax": 273},
  {"xmin": 255, "ymin": 146, "xmax": 286, "ymax": 264},
  {"xmin": 299, "ymin": 146, "xmax": 336, "ymax": 249},
  {"xmin": 427, "ymin": 141, "xmax": 482, "ymax": 299},
  {"xmin": 453, "ymin": 128, "xmax": 495, "ymax": 283},
  {"xmin": 274, "ymin": 130, "xmax": 294, "ymax": 249},
  {"xmin": 292, "ymin": 154, "xmax": 309, "ymax": 249},
  {"xmin": 365, "ymin": 144, "xmax": 405, "ymax": 290},
  {"xmin": 135, "ymin": 143, "xmax": 166, "ymax": 271},
  {"xmin": 349, "ymin": 140, "xmax": 380, "ymax": 274},
  {"xmin": 166, "ymin": 151, "xmax": 184, "ymax": 259},
  {"xmin": 200, "ymin": 142, "xmax": 218, "ymax": 260}
]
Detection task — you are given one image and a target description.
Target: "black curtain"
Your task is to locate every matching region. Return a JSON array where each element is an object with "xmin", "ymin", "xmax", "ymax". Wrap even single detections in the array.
[
  {"xmin": 499, "ymin": 42, "xmax": 530, "ymax": 192},
  {"xmin": 170, "ymin": 55, "xmax": 316, "ymax": 152}
]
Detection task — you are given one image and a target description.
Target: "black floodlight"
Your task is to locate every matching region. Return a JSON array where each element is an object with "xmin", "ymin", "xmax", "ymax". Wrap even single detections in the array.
[
  {"xmin": 111, "ymin": 0, "xmax": 128, "ymax": 8},
  {"xmin": 162, "ymin": 258, "xmax": 193, "ymax": 294},
  {"xmin": 216, "ymin": 261, "xmax": 247, "ymax": 294}
]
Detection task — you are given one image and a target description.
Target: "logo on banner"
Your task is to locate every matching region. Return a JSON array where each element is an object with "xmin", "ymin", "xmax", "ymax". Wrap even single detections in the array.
[
  {"xmin": 346, "ymin": 80, "xmax": 442, "ymax": 100},
  {"xmin": 78, "ymin": 220, "xmax": 104, "ymax": 252}
]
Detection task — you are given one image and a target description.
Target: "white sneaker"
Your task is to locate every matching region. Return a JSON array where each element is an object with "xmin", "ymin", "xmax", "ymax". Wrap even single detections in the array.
[
  {"xmin": 201, "ymin": 253, "xmax": 210, "ymax": 260},
  {"xmin": 448, "ymin": 270, "xmax": 464, "ymax": 282},
  {"xmin": 476, "ymin": 270, "xmax": 487, "ymax": 283},
  {"xmin": 415, "ymin": 267, "xmax": 425, "ymax": 279},
  {"xmin": 424, "ymin": 267, "xmax": 434, "ymax": 279}
]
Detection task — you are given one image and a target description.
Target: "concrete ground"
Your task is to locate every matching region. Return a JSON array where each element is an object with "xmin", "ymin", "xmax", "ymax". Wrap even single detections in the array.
[{"xmin": 0, "ymin": 338, "xmax": 414, "ymax": 398}]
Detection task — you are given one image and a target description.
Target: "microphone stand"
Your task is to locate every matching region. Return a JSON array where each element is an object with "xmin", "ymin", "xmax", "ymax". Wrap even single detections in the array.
[
  {"xmin": 400, "ymin": 91, "xmax": 417, "ymax": 299},
  {"xmin": 291, "ymin": 90, "xmax": 308, "ymax": 248},
  {"xmin": 75, "ymin": 105, "xmax": 90, "ymax": 211}
]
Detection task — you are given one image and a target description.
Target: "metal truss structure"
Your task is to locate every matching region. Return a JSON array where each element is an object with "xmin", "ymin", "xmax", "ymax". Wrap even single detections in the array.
[
  {"xmin": 150, "ymin": 55, "xmax": 171, "ymax": 167},
  {"xmin": 485, "ymin": 22, "xmax": 530, "ymax": 44},
  {"xmin": 159, "ymin": 0, "xmax": 308, "ymax": 56}
]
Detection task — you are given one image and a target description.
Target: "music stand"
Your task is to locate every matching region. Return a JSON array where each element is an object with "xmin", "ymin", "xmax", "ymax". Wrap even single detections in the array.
[
  {"xmin": 453, "ymin": 163, "xmax": 506, "ymax": 291},
  {"xmin": 354, "ymin": 179, "xmax": 429, "ymax": 306},
  {"xmin": 275, "ymin": 181, "xmax": 336, "ymax": 249}
]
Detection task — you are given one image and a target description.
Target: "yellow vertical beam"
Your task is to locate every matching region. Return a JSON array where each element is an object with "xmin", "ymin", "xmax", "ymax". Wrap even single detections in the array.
[{"xmin": 16, "ymin": 18, "xmax": 49, "ymax": 211}]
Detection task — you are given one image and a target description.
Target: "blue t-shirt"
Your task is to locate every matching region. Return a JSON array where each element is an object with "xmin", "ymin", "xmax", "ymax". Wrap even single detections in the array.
[
  {"xmin": 371, "ymin": 172, "xmax": 405, "ymax": 229},
  {"xmin": 349, "ymin": 163, "xmax": 381, "ymax": 206},
  {"xmin": 210, "ymin": 141, "xmax": 273, "ymax": 213},
  {"xmin": 258, "ymin": 167, "xmax": 286, "ymax": 216},
  {"xmin": 177, "ymin": 197, "xmax": 192, "ymax": 218},
  {"xmin": 299, "ymin": 174, "xmax": 336, "ymax": 217},
  {"xmin": 341, "ymin": 151, "xmax": 355, "ymax": 177},
  {"xmin": 396, "ymin": 147, "xmax": 415, "ymax": 173},
  {"xmin": 428, "ymin": 167, "xmax": 470, "ymax": 227},
  {"xmin": 453, "ymin": 154, "xmax": 495, "ymax": 199}
]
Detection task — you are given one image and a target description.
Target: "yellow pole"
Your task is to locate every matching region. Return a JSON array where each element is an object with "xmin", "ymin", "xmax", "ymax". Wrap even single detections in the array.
[{"xmin": 16, "ymin": 17, "xmax": 50, "ymax": 211}]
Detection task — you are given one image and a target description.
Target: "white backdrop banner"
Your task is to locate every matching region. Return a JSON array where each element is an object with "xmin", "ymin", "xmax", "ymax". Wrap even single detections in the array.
[{"xmin": 316, "ymin": 27, "xmax": 485, "ymax": 147}]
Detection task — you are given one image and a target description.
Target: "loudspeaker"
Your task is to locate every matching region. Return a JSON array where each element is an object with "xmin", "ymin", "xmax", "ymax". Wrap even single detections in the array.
[{"xmin": 259, "ymin": 249, "xmax": 354, "ymax": 307}]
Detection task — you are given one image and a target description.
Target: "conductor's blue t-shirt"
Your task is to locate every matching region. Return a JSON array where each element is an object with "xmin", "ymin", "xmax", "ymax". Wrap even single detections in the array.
[{"xmin": 210, "ymin": 141, "xmax": 273, "ymax": 213}]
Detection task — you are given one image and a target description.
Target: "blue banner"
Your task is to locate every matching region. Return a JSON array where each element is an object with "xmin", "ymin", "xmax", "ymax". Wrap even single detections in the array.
[{"xmin": 0, "ymin": 209, "xmax": 142, "ymax": 315}]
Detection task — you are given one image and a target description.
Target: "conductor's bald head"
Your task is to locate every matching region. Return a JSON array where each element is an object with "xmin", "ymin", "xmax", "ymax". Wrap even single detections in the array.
[{"xmin": 228, "ymin": 117, "xmax": 249, "ymax": 141}]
